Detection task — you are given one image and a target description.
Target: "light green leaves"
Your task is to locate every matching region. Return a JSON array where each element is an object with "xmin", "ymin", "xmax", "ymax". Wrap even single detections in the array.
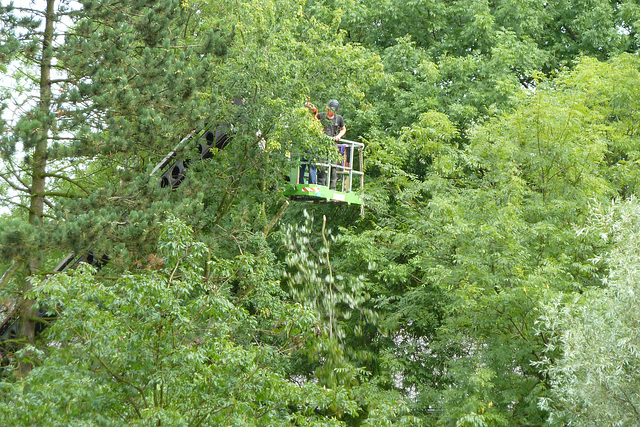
[
  {"xmin": 539, "ymin": 198, "xmax": 640, "ymax": 426},
  {"xmin": 1, "ymin": 216, "xmax": 368, "ymax": 425},
  {"xmin": 283, "ymin": 211, "xmax": 375, "ymax": 375}
]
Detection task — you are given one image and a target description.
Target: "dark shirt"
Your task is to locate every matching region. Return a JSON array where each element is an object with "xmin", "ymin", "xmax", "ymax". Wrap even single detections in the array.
[{"xmin": 317, "ymin": 112, "xmax": 345, "ymax": 137}]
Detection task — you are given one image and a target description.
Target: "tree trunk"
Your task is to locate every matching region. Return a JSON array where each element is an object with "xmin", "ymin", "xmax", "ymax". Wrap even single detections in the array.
[{"xmin": 18, "ymin": 0, "xmax": 55, "ymax": 376}]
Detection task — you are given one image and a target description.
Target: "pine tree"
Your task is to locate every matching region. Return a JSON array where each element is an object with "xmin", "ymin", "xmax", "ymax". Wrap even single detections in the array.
[
  {"xmin": 0, "ymin": 0, "xmax": 224, "ymax": 372},
  {"xmin": 1, "ymin": 0, "xmax": 68, "ymax": 374}
]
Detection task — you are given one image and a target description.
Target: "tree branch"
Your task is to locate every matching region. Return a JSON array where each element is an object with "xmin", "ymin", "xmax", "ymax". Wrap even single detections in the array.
[
  {"xmin": 43, "ymin": 173, "xmax": 91, "ymax": 195},
  {"xmin": 42, "ymin": 191, "xmax": 84, "ymax": 199},
  {"xmin": 63, "ymin": 317, "xmax": 147, "ymax": 418},
  {"xmin": 0, "ymin": 198, "xmax": 31, "ymax": 212},
  {"xmin": 49, "ymin": 78, "xmax": 74, "ymax": 84},
  {"xmin": 11, "ymin": 7, "xmax": 46, "ymax": 16},
  {"xmin": 1, "ymin": 260, "xmax": 24, "ymax": 291},
  {"xmin": 263, "ymin": 201, "xmax": 289, "ymax": 236},
  {"xmin": 0, "ymin": 173, "xmax": 30, "ymax": 193}
]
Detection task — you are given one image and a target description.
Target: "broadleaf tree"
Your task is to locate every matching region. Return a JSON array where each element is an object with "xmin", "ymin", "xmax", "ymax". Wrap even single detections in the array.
[
  {"xmin": 2, "ymin": 0, "xmax": 640, "ymax": 425},
  {"xmin": 538, "ymin": 198, "xmax": 640, "ymax": 426}
]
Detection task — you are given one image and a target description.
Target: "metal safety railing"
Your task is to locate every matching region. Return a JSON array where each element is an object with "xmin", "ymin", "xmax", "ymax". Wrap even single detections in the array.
[{"xmin": 298, "ymin": 138, "xmax": 364, "ymax": 193}]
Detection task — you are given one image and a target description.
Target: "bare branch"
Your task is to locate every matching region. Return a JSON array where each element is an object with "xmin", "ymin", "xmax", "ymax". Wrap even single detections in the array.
[
  {"xmin": 0, "ymin": 198, "xmax": 31, "ymax": 212},
  {"xmin": 43, "ymin": 197, "xmax": 55, "ymax": 210},
  {"xmin": 0, "ymin": 173, "xmax": 30, "ymax": 193},
  {"xmin": 49, "ymin": 78, "xmax": 74, "ymax": 84},
  {"xmin": 3, "ymin": 158, "xmax": 33, "ymax": 190},
  {"xmin": 12, "ymin": 6, "xmax": 47, "ymax": 16}
]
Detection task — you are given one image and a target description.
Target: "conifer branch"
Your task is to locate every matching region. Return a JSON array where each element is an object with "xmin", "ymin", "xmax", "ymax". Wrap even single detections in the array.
[
  {"xmin": 0, "ymin": 199, "xmax": 31, "ymax": 212},
  {"xmin": 11, "ymin": 7, "xmax": 46, "ymax": 16},
  {"xmin": 42, "ymin": 173, "xmax": 91, "ymax": 195},
  {"xmin": 49, "ymin": 78, "xmax": 74, "ymax": 84},
  {"xmin": 42, "ymin": 191, "xmax": 82, "ymax": 199},
  {"xmin": 0, "ymin": 173, "xmax": 30, "ymax": 193}
]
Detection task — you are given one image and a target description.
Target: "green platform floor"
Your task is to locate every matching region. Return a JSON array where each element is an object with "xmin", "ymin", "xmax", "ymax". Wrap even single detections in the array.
[{"xmin": 283, "ymin": 183, "xmax": 363, "ymax": 205}]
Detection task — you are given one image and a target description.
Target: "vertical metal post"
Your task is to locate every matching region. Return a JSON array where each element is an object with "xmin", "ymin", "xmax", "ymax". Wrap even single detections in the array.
[
  {"xmin": 348, "ymin": 142, "xmax": 354, "ymax": 192},
  {"xmin": 359, "ymin": 146, "xmax": 364, "ymax": 191}
]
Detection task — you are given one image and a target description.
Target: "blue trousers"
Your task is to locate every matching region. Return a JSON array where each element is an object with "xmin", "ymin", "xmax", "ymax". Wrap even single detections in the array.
[{"xmin": 299, "ymin": 160, "xmax": 317, "ymax": 184}]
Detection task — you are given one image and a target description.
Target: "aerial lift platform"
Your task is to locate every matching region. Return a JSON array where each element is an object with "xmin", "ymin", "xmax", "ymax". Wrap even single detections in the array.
[{"xmin": 283, "ymin": 139, "xmax": 364, "ymax": 205}]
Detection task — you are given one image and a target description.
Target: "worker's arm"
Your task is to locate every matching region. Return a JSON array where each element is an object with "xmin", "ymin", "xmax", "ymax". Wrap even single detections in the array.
[{"xmin": 335, "ymin": 126, "xmax": 346, "ymax": 141}]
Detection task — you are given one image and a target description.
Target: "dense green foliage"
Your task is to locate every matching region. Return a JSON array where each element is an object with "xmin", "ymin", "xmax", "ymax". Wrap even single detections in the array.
[
  {"xmin": 2, "ymin": 0, "xmax": 640, "ymax": 425},
  {"xmin": 1, "ymin": 216, "xmax": 400, "ymax": 425},
  {"xmin": 538, "ymin": 198, "xmax": 640, "ymax": 426}
]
